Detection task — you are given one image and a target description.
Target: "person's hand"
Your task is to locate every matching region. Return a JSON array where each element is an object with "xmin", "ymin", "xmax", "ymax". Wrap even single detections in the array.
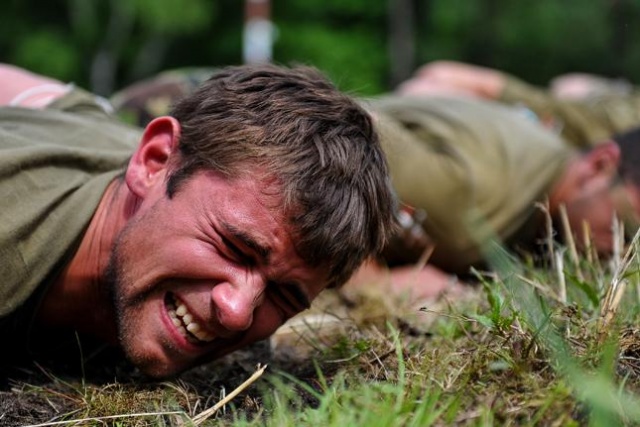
[
  {"xmin": 386, "ymin": 264, "xmax": 466, "ymax": 300},
  {"xmin": 346, "ymin": 259, "xmax": 466, "ymax": 301}
]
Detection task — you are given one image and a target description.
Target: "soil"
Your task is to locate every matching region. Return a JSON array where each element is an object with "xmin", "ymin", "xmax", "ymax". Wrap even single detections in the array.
[{"xmin": 0, "ymin": 340, "xmax": 281, "ymax": 426}]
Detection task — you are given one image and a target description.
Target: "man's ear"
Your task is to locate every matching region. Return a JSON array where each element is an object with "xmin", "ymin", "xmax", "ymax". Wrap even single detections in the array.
[
  {"xmin": 583, "ymin": 141, "xmax": 621, "ymax": 177},
  {"xmin": 125, "ymin": 116, "xmax": 181, "ymax": 198}
]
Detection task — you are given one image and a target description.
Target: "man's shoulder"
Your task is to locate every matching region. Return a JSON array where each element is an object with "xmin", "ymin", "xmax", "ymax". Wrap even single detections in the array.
[
  {"xmin": 0, "ymin": 95, "xmax": 135, "ymax": 322},
  {"xmin": 0, "ymin": 100, "xmax": 141, "ymax": 154}
]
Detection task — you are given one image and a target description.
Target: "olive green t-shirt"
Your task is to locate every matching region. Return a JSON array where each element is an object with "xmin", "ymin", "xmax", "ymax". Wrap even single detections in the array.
[
  {"xmin": 0, "ymin": 89, "xmax": 139, "ymax": 327},
  {"xmin": 369, "ymin": 96, "xmax": 573, "ymax": 272},
  {"xmin": 500, "ymin": 75, "xmax": 640, "ymax": 148}
]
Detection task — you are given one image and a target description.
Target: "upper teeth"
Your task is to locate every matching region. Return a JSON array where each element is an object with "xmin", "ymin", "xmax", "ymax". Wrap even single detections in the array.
[{"xmin": 169, "ymin": 300, "xmax": 215, "ymax": 343}]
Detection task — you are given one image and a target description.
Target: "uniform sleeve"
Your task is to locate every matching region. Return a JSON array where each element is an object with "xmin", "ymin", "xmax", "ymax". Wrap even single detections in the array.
[
  {"xmin": 46, "ymin": 87, "xmax": 117, "ymax": 121},
  {"xmin": 500, "ymin": 75, "xmax": 640, "ymax": 147}
]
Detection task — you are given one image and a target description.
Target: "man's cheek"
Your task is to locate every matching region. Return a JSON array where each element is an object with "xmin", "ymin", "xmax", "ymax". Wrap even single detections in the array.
[{"xmin": 251, "ymin": 305, "xmax": 288, "ymax": 340}]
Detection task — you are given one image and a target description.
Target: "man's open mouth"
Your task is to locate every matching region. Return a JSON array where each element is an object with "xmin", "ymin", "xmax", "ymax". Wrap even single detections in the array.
[{"xmin": 165, "ymin": 293, "xmax": 215, "ymax": 345}]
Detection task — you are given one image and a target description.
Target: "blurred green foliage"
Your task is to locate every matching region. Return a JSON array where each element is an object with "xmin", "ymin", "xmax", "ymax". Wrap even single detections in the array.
[{"xmin": 2, "ymin": 0, "xmax": 640, "ymax": 96}]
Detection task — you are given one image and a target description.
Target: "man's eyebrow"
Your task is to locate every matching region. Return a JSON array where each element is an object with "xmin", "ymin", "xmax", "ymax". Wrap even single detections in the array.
[
  {"xmin": 221, "ymin": 221, "xmax": 271, "ymax": 262},
  {"xmin": 220, "ymin": 221, "xmax": 311, "ymax": 309}
]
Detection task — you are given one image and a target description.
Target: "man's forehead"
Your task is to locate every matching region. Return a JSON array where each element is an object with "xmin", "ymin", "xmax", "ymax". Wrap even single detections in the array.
[
  {"xmin": 220, "ymin": 166, "xmax": 287, "ymax": 205},
  {"xmin": 211, "ymin": 170, "xmax": 289, "ymax": 224}
]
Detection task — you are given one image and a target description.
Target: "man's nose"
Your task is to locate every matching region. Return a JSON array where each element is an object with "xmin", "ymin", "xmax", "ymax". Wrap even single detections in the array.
[{"xmin": 210, "ymin": 276, "xmax": 265, "ymax": 333}]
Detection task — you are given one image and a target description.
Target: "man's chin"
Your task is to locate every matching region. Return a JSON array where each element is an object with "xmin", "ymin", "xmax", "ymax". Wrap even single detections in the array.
[
  {"xmin": 124, "ymin": 351, "xmax": 195, "ymax": 379},
  {"xmin": 121, "ymin": 340, "xmax": 232, "ymax": 378},
  {"xmin": 132, "ymin": 343, "xmax": 255, "ymax": 378}
]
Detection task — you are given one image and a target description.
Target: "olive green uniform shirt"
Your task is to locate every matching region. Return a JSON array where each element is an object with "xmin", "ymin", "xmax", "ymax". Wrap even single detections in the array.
[
  {"xmin": 500, "ymin": 75, "xmax": 640, "ymax": 148},
  {"xmin": 370, "ymin": 96, "xmax": 573, "ymax": 272},
  {"xmin": 0, "ymin": 89, "xmax": 139, "ymax": 343}
]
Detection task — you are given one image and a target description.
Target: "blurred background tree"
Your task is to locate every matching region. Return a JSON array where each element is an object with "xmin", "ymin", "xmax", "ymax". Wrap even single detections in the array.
[{"xmin": 2, "ymin": 0, "xmax": 640, "ymax": 97}]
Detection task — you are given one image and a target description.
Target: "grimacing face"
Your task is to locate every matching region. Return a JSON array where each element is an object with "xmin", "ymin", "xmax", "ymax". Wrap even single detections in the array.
[{"xmin": 106, "ymin": 169, "xmax": 329, "ymax": 377}]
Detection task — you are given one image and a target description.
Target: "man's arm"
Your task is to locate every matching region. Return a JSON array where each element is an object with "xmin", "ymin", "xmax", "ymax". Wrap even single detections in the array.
[
  {"xmin": 396, "ymin": 61, "xmax": 506, "ymax": 99},
  {"xmin": 0, "ymin": 64, "xmax": 70, "ymax": 108},
  {"xmin": 396, "ymin": 61, "xmax": 640, "ymax": 147}
]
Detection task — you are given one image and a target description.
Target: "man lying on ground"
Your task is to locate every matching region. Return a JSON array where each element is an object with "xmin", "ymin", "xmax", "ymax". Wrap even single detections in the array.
[
  {"xmin": 109, "ymin": 67, "xmax": 640, "ymax": 302},
  {"xmin": 0, "ymin": 63, "xmax": 397, "ymax": 378},
  {"xmin": 397, "ymin": 60, "xmax": 640, "ymax": 148},
  {"xmin": 369, "ymin": 99, "xmax": 640, "ymax": 275}
]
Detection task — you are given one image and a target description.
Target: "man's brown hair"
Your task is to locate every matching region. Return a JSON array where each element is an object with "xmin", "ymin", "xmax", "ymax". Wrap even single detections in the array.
[
  {"xmin": 614, "ymin": 126, "xmax": 640, "ymax": 187},
  {"xmin": 167, "ymin": 64, "xmax": 397, "ymax": 286}
]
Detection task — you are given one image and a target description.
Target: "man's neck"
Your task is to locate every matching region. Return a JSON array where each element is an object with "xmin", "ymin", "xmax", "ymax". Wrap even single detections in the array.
[{"xmin": 36, "ymin": 178, "xmax": 138, "ymax": 344}]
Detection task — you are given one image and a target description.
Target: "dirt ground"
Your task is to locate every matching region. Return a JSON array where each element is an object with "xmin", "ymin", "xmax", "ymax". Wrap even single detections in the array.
[{"xmin": 0, "ymin": 341, "xmax": 286, "ymax": 426}]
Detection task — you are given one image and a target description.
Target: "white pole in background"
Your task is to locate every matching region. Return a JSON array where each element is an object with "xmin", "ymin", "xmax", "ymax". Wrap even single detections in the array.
[{"xmin": 243, "ymin": 0, "xmax": 274, "ymax": 64}]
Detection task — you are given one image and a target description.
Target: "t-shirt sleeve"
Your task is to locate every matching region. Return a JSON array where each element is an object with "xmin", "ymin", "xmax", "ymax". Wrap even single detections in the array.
[
  {"xmin": 499, "ymin": 75, "xmax": 621, "ymax": 147},
  {"xmin": 0, "ymin": 101, "xmax": 138, "ymax": 319},
  {"xmin": 46, "ymin": 87, "xmax": 117, "ymax": 121}
]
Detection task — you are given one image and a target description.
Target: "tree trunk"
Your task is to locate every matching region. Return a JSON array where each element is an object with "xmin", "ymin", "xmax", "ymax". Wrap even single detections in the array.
[{"xmin": 388, "ymin": 0, "xmax": 416, "ymax": 88}]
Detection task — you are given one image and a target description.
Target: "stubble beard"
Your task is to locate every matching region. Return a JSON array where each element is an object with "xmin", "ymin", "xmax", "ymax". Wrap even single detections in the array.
[
  {"xmin": 102, "ymin": 214, "xmax": 190, "ymax": 378},
  {"xmin": 102, "ymin": 223, "xmax": 159, "ymax": 374}
]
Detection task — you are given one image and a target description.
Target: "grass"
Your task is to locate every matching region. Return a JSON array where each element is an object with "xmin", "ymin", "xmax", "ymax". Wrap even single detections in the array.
[{"xmin": 5, "ymin": 231, "xmax": 640, "ymax": 426}]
